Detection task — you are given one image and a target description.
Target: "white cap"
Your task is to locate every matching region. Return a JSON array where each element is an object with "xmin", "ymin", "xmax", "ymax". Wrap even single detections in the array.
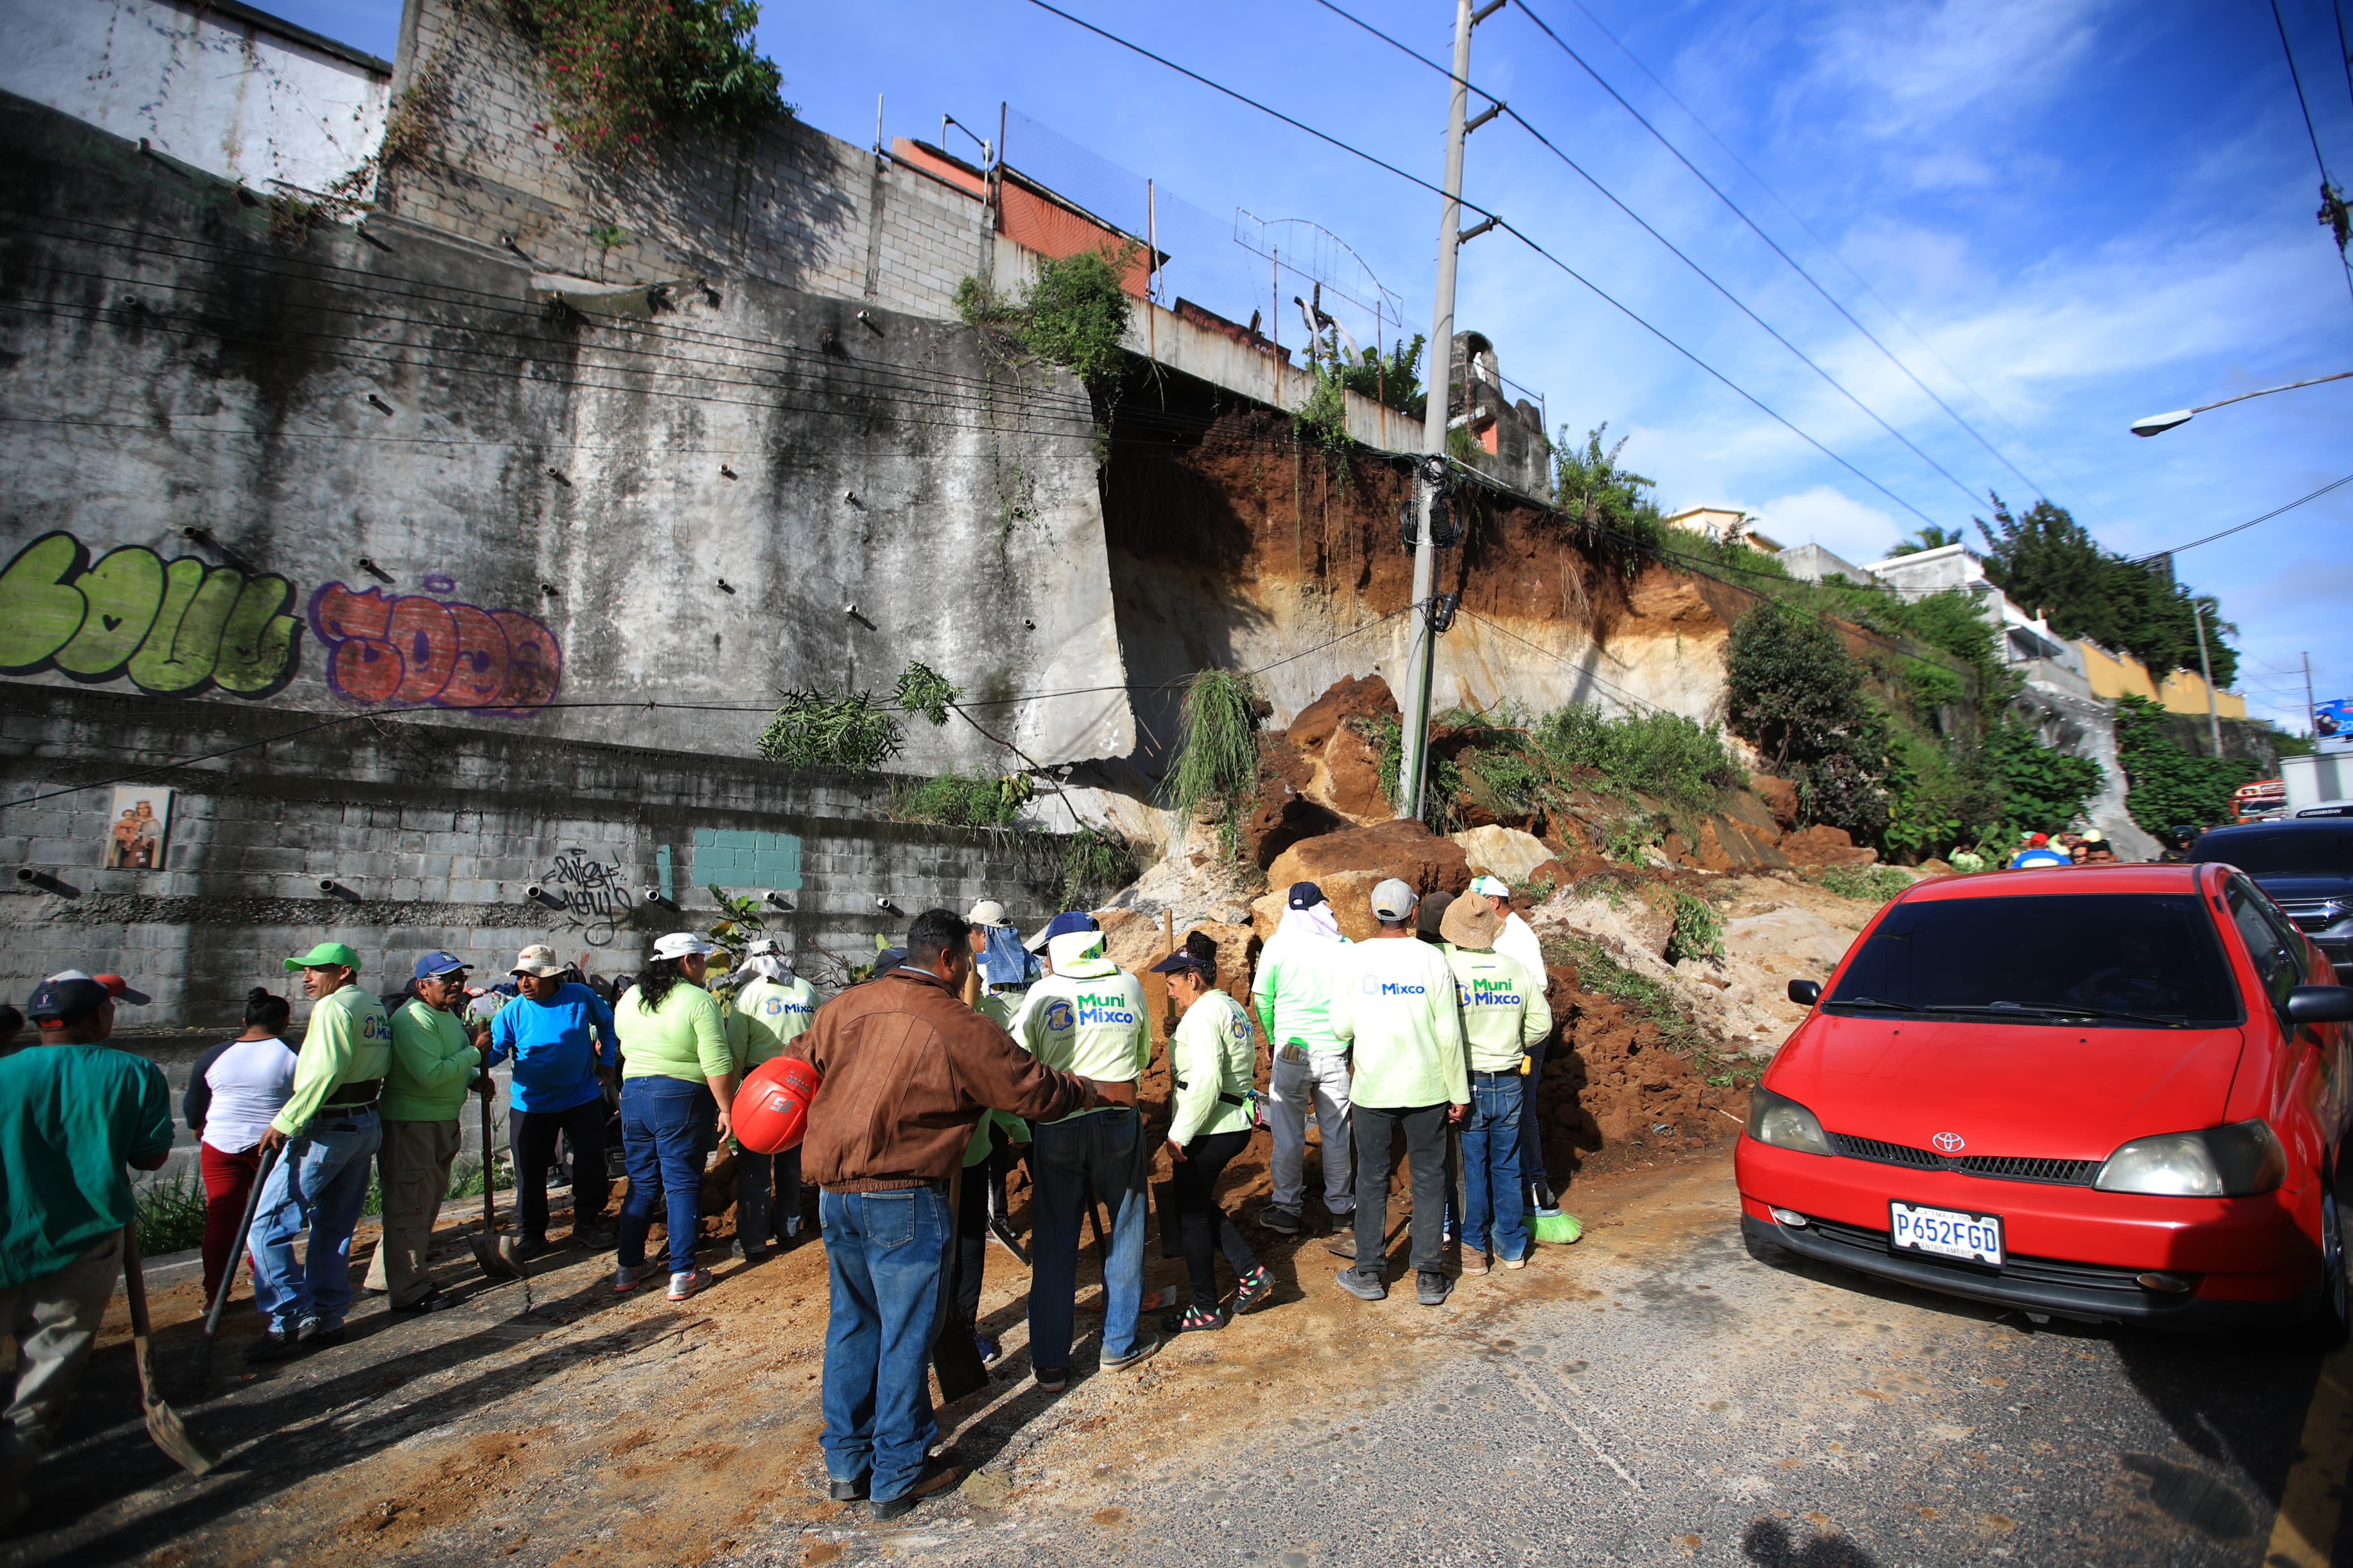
[
  {"xmin": 967, "ymin": 899, "xmax": 1012, "ymax": 928},
  {"xmin": 650, "ymin": 932, "xmax": 719, "ymax": 961},
  {"xmin": 1469, "ymin": 875, "xmax": 1512, "ymax": 899}
]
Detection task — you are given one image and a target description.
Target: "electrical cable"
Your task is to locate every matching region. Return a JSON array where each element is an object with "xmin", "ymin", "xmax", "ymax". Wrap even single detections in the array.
[
  {"xmin": 2270, "ymin": 0, "xmax": 2353, "ymax": 309},
  {"xmin": 1018, "ymin": 0, "xmax": 1952, "ymax": 530},
  {"xmin": 1540, "ymin": 0, "xmax": 2062, "ymax": 487},
  {"xmin": 2130, "ymin": 470, "xmax": 2353, "ymax": 561},
  {"xmin": 1311, "ymin": 0, "xmax": 2006, "ymax": 512},
  {"xmin": 1500, "ymin": 0, "xmax": 2049, "ymax": 498}
]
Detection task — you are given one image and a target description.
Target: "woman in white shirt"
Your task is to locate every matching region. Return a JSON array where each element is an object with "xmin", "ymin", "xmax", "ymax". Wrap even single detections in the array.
[{"xmin": 187, "ymin": 989, "xmax": 297, "ymax": 1306}]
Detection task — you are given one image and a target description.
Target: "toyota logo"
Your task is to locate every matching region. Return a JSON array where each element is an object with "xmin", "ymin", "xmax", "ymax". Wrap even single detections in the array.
[{"xmin": 1932, "ymin": 1131, "xmax": 1966, "ymax": 1154}]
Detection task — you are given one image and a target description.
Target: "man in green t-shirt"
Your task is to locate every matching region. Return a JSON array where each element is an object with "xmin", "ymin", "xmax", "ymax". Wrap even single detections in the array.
[
  {"xmin": 364, "ymin": 951, "xmax": 486, "ymax": 1313},
  {"xmin": 0, "ymin": 972, "xmax": 170, "ymax": 1532},
  {"xmin": 246, "ymin": 941, "xmax": 392, "ymax": 1362}
]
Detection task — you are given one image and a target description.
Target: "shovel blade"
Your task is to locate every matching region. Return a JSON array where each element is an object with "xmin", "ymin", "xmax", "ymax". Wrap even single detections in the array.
[
  {"xmin": 135, "ymin": 1341, "xmax": 218, "ymax": 1476},
  {"xmin": 471, "ymin": 1234, "xmax": 523, "ymax": 1280}
]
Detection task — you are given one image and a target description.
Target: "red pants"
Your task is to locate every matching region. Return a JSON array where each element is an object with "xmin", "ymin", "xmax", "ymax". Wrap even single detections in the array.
[{"xmin": 199, "ymin": 1143, "xmax": 263, "ymax": 1307}]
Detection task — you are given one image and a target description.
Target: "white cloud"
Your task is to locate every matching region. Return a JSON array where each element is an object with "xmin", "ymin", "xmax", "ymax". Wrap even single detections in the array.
[
  {"xmin": 1803, "ymin": 0, "xmax": 2113, "ymax": 142},
  {"xmin": 1748, "ymin": 486, "xmax": 1909, "ymax": 562}
]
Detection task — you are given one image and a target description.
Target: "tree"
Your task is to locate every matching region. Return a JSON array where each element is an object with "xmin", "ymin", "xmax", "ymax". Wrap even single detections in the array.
[
  {"xmin": 1974, "ymin": 495, "xmax": 2238, "ymax": 686},
  {"xmin": 1884, "ymin": 524, "xmax": 1965, "ymax": 557},
  {"xmin": 1723, "ymin": 602, "xmax": 1890, "ymax": 839}
]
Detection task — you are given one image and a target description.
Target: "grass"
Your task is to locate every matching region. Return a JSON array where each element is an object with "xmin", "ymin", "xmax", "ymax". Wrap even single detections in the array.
[
  {"xmin": 890, "ymin": 770, "xmax": 1031, "ymax": 828},
  {"xmin": 1665, "ymin": 890, "xmax": 1724, "ymax": 965},
  {"xmin": 1162, "ymin": 669, "xmax": 1262, "ymax": 853},
  {"xmin": 133, "ymin": 1151, "xmax": 515, "ymax": 1256},
  {"xmin": 1533, "ymin": 703, "xmax": 1744, "ymax": 815},
  {"xmin": 1542, "ymin": 931, "xmax": 1709, "ymax": 1057},
  {"xmin": 1808, "ymin": 864, "xmax": 1915, "ymax": 904}
]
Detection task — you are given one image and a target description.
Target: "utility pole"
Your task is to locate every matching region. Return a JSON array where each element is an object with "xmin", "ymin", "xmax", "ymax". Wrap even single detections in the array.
[
  {"xmin": 2190, "ymin": 598, "xmax": 2223, "ymax": 758},
  {"xmin": 1398, "ymin": 0, "xmax": 1483, "ymax": 821},
  {"xmin": 2303, "ymin": 651, "xmax": 2317, "ymax": 738}
]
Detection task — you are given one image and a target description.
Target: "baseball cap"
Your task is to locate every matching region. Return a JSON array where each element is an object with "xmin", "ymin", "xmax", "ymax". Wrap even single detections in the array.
[
  {"xmin": 27, "ymin": 977, "xmax": 110, "ymax": 1024},
  {"xmin": 284, "ymin": 941, "xmax": 361, "ymax": 973},
  {"xmin": 44, "ymin": 969, "xmax": 151, "ymax": 1005},
  {"xmin": 651, "ymin": 932, "xmax": 719, "ymax": 961},
  {"xmin": 2080, "ymin": 827, "xmax": 2106, "ymax": 844},
  {"xmin": 511, "ymin": 944, "xmax": 566, "ymax": 978},
  {"xmin": 1286, "ymin": 882, "xmax": 1327, "ymax": 910},
  {"xmin": 967, "ymin": 899, "xmax": 1013, "ymax": 928},
  {"xmin": 2028, "ymin": 833, "xmax": 2049, "ymax": 846},
  {"xmin": 1371, "ymin": 878, "xmax": 1418, "ymax": 921},
  {"xmin": 1469, "ymin": 875, "xmax": 1512, "ymax": 900},
  {"xmin": 1149, "ymin": 948, "xmax": 1210, "ymax": 975},
  {"xmin": 413, "ymin": 950, "xmax": 469, "ymax": 980}
]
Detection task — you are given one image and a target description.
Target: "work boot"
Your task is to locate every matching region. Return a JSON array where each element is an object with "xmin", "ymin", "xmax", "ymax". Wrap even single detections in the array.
[
  {"xmin": 1417, "ymin": 1270, "xmax": 1452, "ymax": 1307},
  {"xmin": 827, "ymin": 1474, "xmax": 870, "ymax": 1502},
  {"xmin": 1464, "ymin": 1247, "xmax": 1490, "ymax": 1276},
  {"xmin": 1336, "ymin": 1266, "xmax": 1387, "ymax": 1302},
  {"xmin": 869, "ymin": 1454, "xmax": 964, "ymax": 1522},
  {"xmin": 1257, "ymin": 1204, "xmax": 1303, "ymax": 1236}
]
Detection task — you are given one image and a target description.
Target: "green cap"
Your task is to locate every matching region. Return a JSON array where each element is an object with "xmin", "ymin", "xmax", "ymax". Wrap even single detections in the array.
[{"xmin": 284, "ymin": 941, "xmax": 362, "ymax": 973}]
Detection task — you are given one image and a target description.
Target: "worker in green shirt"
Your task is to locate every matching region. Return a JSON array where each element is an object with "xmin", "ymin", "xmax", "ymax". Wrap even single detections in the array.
[
  {"xmin": 1439, "ymin": 899, "xmax": 1553, "ymax": 1274},
  {"xmin": 723, "ymin": 938, "xmax": 819, "ymax": 1259},
  {"xmin": 1252, "ymin": 881, "xmax": 1355, "ymax": 1241},
  {"xmin": 1328, "ymin": 880, "xmax": 1468, "ymax": 1307},
  {"xmin": 1153, "ymin": 945, "xmax": 1274, "ymax": 1334},
  {"xmin": 247, "ymin": 941, "xmax": 393, "ymax": 1362},
  {"xmin": 364, "ymin": 951, "xmax": 486, "ymax": 1313},
  {"xmin": 0, "ymin": 971, "xmax": 169, "ymax": 1533},
  {"xmin": 614, "ymin": 932, "xmax": 735, "ymax": 1302}
]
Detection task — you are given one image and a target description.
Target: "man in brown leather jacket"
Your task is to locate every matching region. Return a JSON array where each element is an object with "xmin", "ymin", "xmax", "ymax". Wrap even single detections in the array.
[{"xmin": 790, "ymin": 908, "xmax": 1119, "ymax": 1521}]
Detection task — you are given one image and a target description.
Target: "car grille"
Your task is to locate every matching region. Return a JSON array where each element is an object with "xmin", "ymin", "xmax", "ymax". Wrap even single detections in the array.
[
  {"xmin": 1828, "ymin": 1131, "xmax": 2097, "ymax": 1186},
  {"xmin": 2276, "ymin": 899, "xmax": 2348, "ymax": 932},
  {"xmin": 1799, "ymin": 1216, "xmax": 2171, "ymax": 1294}
]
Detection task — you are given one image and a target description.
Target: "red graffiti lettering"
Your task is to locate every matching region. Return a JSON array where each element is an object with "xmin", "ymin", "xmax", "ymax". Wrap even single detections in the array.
[{"xmin": 307, "ymin": 584, "xmax": 561, "ymax": 714}]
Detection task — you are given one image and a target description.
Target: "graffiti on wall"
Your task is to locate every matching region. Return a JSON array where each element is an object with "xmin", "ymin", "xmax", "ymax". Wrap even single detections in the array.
[
  {"xmin": 542, "ymin": 848, "xmax": 632, "ymax": 945},
  {"xmin": 0, "ymin": 532, "xmax": 300, "ymax": 697},
  {"xmin": 307, "ymin": 585, "xmax": 562, "ymax": 712}
]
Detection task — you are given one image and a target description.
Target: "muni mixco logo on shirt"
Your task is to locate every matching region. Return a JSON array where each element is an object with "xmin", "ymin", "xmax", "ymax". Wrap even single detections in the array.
[
  {"xmin": 1077, "ymin": 991, "xmax": 1136, "ymax": 1027},
  {"xmin": 1457, "ymin": 975, "xmax": 1523, "ymax": 1009},
  {"xmin": 760, "ymin": 996, "xmax": 812, "ymax": 1018},
  {"xmin": 1359, "ymin": 974, "xmax": 1426, "ymax": 997},
  {"xmin": 1043, "ymin": 999, "xmax": 1076, "ymax": 1034}
]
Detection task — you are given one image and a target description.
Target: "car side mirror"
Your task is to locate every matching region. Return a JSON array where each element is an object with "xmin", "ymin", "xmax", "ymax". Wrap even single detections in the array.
[
  {"xmin": 1787, "ymin": 979, "xmax": 1822, "ymax": 1007},
  {"xmin": 2286, "ymin": 986, "xmax": 2353, "ymax": 1025}
]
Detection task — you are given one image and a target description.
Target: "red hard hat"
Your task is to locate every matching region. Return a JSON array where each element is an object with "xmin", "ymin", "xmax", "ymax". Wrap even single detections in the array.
[{"xmin": 732, "ymin": 1055, "xmax": 821, "ymax": 1154}]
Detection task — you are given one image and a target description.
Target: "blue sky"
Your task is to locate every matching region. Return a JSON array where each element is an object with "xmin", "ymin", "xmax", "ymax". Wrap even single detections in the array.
[{"xmin": 279, "ymin": 0, "xmax": 2350, "ymax": 733}]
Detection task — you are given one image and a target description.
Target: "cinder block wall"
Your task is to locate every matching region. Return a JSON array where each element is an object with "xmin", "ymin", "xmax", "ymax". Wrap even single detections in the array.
[{"xmin": 1, "ymin": 686, "xmax": 1084, "ymax": 1029}]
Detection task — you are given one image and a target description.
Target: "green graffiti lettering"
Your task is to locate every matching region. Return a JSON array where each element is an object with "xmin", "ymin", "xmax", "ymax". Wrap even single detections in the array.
[
  {"xmin": 0, "ymin": 533, "xmax": 89, "ymax": 669},
  {"xmin": 128, "ymin": 558, "xmax": 240, "ymax": 693},
  {"xmin": 0, "ymin": 529, "xmax": 299, "ymax": 698},
  {"xmin": 213, "ymin": 574, "xmax": 300, "ymax": 694},
  {"xmin": 55, "ymin": 547, "xmax": 165, "ymax": 676}
]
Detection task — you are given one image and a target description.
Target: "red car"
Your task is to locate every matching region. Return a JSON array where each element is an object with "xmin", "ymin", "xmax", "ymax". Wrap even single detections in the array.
[{"xmin": 1736, "ymin": 862, "xmax": 2353, "ymax": 1337}]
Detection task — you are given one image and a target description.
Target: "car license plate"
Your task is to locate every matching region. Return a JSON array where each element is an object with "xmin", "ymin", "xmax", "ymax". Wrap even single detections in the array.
[{"xmin": 1889, "ymin": 1202, "xmax": 2003, "ymax": 1266}]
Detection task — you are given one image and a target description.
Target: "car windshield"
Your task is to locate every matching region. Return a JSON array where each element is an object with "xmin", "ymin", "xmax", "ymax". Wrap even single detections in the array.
[
  {"xmin": 1825, "ymin": 893, "xmax": 2242, "ymax": 1026},
  {"xmin": 2190, "ymin": 825, "xmax": 2353, "ymax": 876}
]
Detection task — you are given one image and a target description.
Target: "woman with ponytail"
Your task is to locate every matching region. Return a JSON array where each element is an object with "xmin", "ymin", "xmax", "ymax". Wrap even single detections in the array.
[
  {"xmin": 611, "ymin": 934, "xmax": 735, "ymax": 1302},
  {"xmin": 186, "ymin": 988, "xmax": 296, "ymax": 1307}
]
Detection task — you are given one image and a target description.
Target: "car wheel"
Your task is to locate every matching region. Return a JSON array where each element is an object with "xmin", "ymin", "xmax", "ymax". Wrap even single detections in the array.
[{"xmin": 2310, "ymin": 1187, "xmax": 2350, "ymax": 1350}]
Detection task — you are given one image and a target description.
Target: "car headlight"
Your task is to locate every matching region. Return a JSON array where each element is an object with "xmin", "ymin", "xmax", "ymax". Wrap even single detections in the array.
[
  {"xmin": 2093, "ymin": 1119, "xmax": 2286, "ymax": 1197},
  {"xmin": 1747, "ymin": 1085, "xmax": 1830, "ymax": 1156}
]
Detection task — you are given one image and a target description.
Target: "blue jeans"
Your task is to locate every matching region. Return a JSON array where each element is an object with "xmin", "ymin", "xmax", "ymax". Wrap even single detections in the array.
[
  {"xmin": 248, "ymin": 1108, "xmax": 381, "ymax": 1333},
  {"xmin": 1463, "ymin": 1074, "xmax": 1528, "ymax": 1262},
  {"xmin": 819, "ymin": 1184, "xmax": 953, "ymax": 1501},
  {"xmin": 1028, "ymin": 1108, "xmax": 1148, "ymax": 1370},
  {"xmin": 617, "ymin": 1076, "xmax": 716, "ymax": 1276},
  {"xmin": 738, "ymin": 1147, "xmax": 804, "ymax": 1247},
  {"xmin": 1520, "ymin": 1040, "xmax": 1551, "ymax": 1202}
]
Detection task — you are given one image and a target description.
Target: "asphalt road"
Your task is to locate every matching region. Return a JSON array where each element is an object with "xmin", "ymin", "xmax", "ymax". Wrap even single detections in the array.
[{"xmin": 761, "ymin": 1151, "xmax": 2353, "ymax": 1568}]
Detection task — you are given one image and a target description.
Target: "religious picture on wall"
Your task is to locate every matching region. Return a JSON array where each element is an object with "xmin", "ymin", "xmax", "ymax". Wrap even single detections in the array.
[{"xmin": 102, "ymin": 786, "xmax": 171, "ymax": 870}]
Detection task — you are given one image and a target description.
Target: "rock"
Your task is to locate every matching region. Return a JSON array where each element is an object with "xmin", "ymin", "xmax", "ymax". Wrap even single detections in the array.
[
  {"xmin": 1780, "ymin": 824, "xmax": 1878, "ymax": 867},
  {"xmin": 1450, "ymin": 824, "xmax": 1554, "ymax": 886},
  {"xmin": 1287, "ymin": 673, "xmax": 1397, "ymax": 750},
  {"xmin": 1308, "ymin": 720, "xmax": 1390, "ymax": 824},
  {"xmin": 1716, "ymin": 789, "xmax": 1785, "ymax": 845},
  {"xmin": 1749, "ymin": 773, "xmax": 1800, "ymax": 827},
  {"xmin": 1531, "ymin": 883, "xmax": 1677, "ymax": 971},
  {"xmin": 1720, "ymin": 908, "xmax": 1857, "ymax": 974},
  {"xmin": 1264, "ymin": 819, "xmax": 1472, "ymax": 909},
  {"xmin": 1918, "ymin": 858, "xmax": 1954, "ymax": 876},
  {"xmin": 1693, "ymin": 815, "xmax": 1791, "ymax": 872}
]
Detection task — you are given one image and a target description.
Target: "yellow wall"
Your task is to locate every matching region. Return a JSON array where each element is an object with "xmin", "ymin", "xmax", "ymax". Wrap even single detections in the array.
[{"xmin": 2078, "ymin": 640, "xmax": 2247, "ymax": 719}]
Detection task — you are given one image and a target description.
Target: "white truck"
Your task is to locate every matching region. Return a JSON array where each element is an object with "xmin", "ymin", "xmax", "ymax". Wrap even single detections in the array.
[{"xmin": 2282, "ymin": 750, "xmax": 2353, "ymax": 814}]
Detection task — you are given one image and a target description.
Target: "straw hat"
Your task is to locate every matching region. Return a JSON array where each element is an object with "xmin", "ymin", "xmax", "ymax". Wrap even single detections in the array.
[{"xmin": 1440, "ymin": 895, "xmax": 1503, "ymax": 949}]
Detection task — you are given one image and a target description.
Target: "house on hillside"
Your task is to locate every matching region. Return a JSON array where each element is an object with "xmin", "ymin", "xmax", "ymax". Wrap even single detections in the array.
[{"xmin": 1666, "ymin": 506, "xmax": 1781, "ymax": 552}]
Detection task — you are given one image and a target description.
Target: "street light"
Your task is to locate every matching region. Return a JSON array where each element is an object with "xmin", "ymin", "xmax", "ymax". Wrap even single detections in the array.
[{"xmin": 2130, "ymin": 368, "xmax": 2353, "ymax": 435}]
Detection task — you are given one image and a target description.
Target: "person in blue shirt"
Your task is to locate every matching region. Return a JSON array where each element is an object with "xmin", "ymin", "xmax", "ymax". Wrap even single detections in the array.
[
  {"xmin": 488, "ymin": 944, "xmax": 618, "ymax": 1258},
  {"xmin": 2007, "ymin": 832, "xmax": 2073, "ymax": 870}
]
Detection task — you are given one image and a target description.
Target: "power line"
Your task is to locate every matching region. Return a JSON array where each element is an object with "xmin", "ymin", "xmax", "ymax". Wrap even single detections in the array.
[
  {"xmin": 1308, "ymin": 0, "xmax": 1996, "ymax": 513},
  {"xmin": 2131, "ymin": 470, "xmax": 2353, "ymax": 561},
  {"xmin": 1502, "ymin": 0, "xmax": 2050, "ymax": 499},
  {"xmin": 1536, "ymin": 0, "xmax": 2067, "ymax": 485},
  {"xmin": 1018, "ymin": 0, "xmax": 1950, "ymax": 530},
  {"xmin": 2270, "ymin": 0, "xmax": 2353, "ymax": 309}
]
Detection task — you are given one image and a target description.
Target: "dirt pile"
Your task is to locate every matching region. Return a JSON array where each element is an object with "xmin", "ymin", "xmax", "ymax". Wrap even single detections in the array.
[
  {"xmin": 1246, "ymin": 674, "xmax": 1398, "ymax": 867},
  {"xmin": 1247, "ymin": 819, "xmax": 1472, "ymax": 941}
]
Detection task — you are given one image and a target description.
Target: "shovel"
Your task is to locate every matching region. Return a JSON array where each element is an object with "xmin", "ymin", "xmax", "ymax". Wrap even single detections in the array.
[
  {"xmin": 985, "ymin": 1165, "xmax": 1029, "ymax": 1266},
  {"xmin": 194, "ymin": 1143, "xmax": 278, "ymax": 1382},
  {"xmin": 471, "ymin": 1083, "xmax": 523, "ymax": 1279},
  {"xmin": 121, "ymin": 1225, "xmax": 218, "ymax": 1476},
  {"xmin": 930, "ymin": 1169, "xmax": 989, "ymax": 1405}
]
